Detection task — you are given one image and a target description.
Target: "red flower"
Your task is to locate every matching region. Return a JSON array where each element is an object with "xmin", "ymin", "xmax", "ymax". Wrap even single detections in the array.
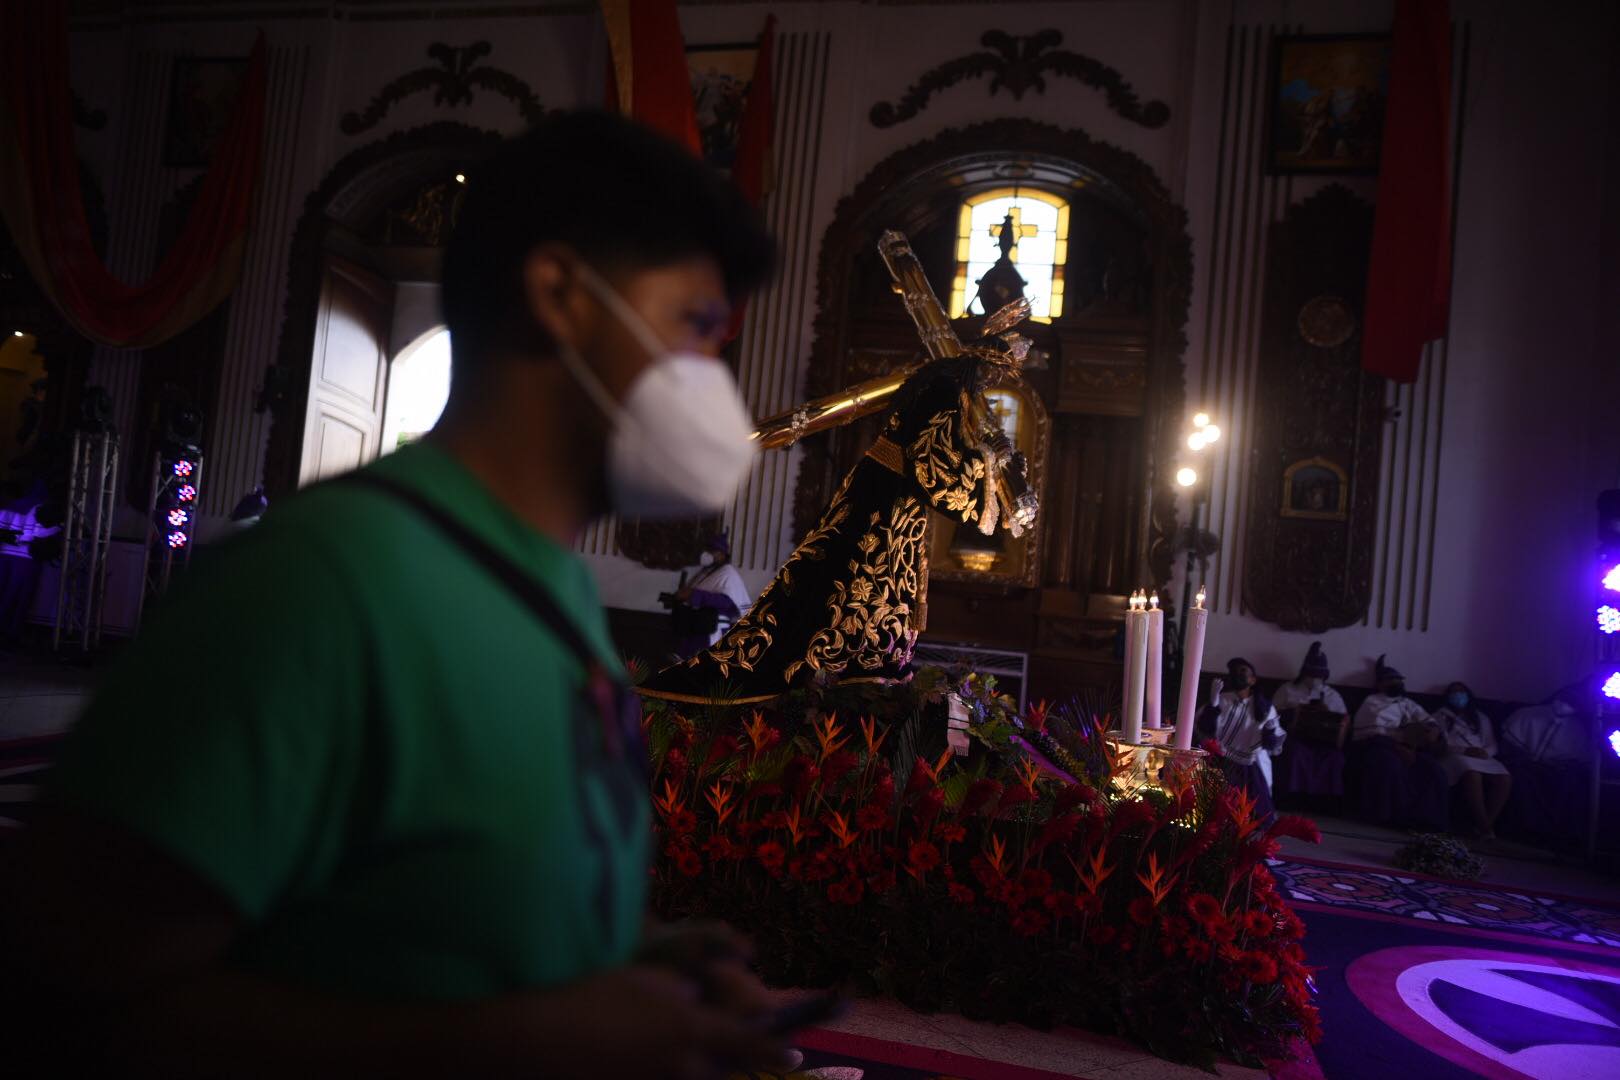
[
  {"xmin": 1200, "ymin": 737, "xmax": 1225, "ymax": 757},
  {"xmin": 908, "ymin": 841, "xmax": 941, "ymax": 872},
  {"xmin": 1043, "ymin": 890, "xmax": 1074, "ymax": 916},
  {"xmin": 1033, "ymin": 812, "xmax": 1081, "ymax": 851},
  {"xmin": 949, "ymin": 883, "xmax": 977, "ymax": 905},
  {"xmin": 1019, "ymin": 868, "xmax": 1053, "ymax": 897},
  {"xmin": 916, "ymin": 787, "xmax": 946, "ymax": 827},
  {"xmin": 783, "ymin": 756, "xmax": 820, "ymax": 800},
  {"xmin": 1242, "ymin": 909, "xmax": 1273, "ymax": 938},
  {"xmin": 760, "ymin": 810, "xmax": 789, "ymax": 830},
  {"xmin": 961, "ymin": 779, "xmax": 1003, "ymax": 816},
  {"xmin": 1054, "ymin": 783, "xmax": 1096, "ymax": 815},
  {"xmin": 939, "ymin": 822, "xmax": 967, "ymax": 844},
  {"xmin": 1074, "ymin": 893, "xmax": 1102, "ymax": 917},
  {"xmin": 856, "ymin": 803, "xmax": 890, "ymax": 832},
  {"xmin": 701, "ymin": 835, "xmax": 735, "ymax": 861},
  {"xmin": 870, "ymin": 773, "xmax": 895, "ymax": 807},
  {"xmin": 1128, "ymin": 895, "xmax": 1156, "ymax": 926},
  {"xmin": 1184, "ymin": 938, "xmax": 1212, "ymax": 962},
  {"xmin": 1000, "ymin": 881, "xmax": 1028, "ymax": 908},
  {"xmin": 663, "ymin": 808, "xmax": 699, "ymax": 836},
  {"xmin": 1237, "ymin": 950, "xmax": 1279, "ymax": 984},
  {"xmin": 1208, "ymin": 917, "xmax": 1238, "ymax": 945},
  {"xmin": 996, "ymin": 782, "xmax": 1035, "ymax": 815},
  {"xmin": 674, "ymin": 848, "xmax": 703, "ymax": 877},
  {"xmin": 827, "ymin": 877, "xmax": 865, "ymax": 905},
  {"xmin": 1266, "ymin": 813, "xmax": 1323, "ymax": 845},
  {"xmin": 703, "ymin": 735, "xmax": 739, "ymax": 770},
  {"xmin": 1011, "ymin": 909, "xmax": 1050, "ymax": 937},
  {"xmin": 1024, "ymin": 699, "xmax": 1050, "ymax": 733},
  {"xmin": 822, "ymin": 748, "xmax": 859, "ymax": 787},
  {"xmin": 1186, "ymin": 892, "xmax": 1223, "ymax": 927},
  {"xmin": 1109, "ymin": 798, "xmax": 1157, "ymax": 835},
  {"xmin": 755, "ymin": 841, "xmax": 787, "ymax": 870},
  {"xmin": 1165, "ymin": 915, "xmax": 1192, "ymax": 942},
  {"xmin": 663, "ymin": 748, "xmax": 688, "ymax": 781},
  {"xmin": 904, "ymin": 756, "xmax": 938, "ymax": 799}
]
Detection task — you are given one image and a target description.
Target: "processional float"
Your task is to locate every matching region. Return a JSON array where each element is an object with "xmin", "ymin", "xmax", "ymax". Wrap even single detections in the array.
[{"xmin": 638, "ymin": 230, "xmax": 1040, "ymax": 706}]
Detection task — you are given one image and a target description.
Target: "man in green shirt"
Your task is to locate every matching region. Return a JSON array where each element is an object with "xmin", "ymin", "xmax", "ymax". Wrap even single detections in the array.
[{"xmin": 2, "ymin": 111, "xmax": 784, "ymax": 1077}]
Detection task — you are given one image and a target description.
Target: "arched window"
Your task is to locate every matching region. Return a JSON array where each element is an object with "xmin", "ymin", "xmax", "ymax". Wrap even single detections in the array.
[
  {"xmin": 948, "ymin": 187, "xmax": 1070, "ymax": 323},
  {"xmin": 381, "ymin": 327, "xmax": 452, "ymax": 454}
]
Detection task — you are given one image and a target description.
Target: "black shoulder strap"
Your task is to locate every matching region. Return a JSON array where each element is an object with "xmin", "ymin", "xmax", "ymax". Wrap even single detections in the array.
[{"xmin": 347, "ymin": 472, "xmax": 601, "ymax": 671}]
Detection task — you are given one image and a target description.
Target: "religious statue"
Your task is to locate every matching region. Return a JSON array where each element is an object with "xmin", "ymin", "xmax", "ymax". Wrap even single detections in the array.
[{"xmin": 638, "ymin": 230, "xmax": 1039, "ymax": 706}]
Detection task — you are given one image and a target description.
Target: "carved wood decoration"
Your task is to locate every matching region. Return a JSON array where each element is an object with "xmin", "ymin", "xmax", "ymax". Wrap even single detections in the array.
[
  {"xmin": 340, "ymin": 42, "xmax": 544, "ymax": 135},
  {"xmin": 264, "ymin": 123, "xmax": 503, "ymax": 500},
  {"xmin": 1243, "ymin": 184, "xmax": 1383, "ymax": 632},
  {"xmin": 870, "ymin": 30, "xmax": 1170, "ymax": 130}
]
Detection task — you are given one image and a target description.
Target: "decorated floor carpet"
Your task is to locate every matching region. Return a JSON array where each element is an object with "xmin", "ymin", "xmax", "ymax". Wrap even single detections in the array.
[{"xmin": 1277, "ymin": 858, "xmax": 1620, "ymax": 1079}]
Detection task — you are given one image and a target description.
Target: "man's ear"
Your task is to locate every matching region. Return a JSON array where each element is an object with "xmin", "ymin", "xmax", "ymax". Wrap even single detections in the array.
[{"xmin": 522, "ymin": 244, "xmax": 595, "ymax": 352}]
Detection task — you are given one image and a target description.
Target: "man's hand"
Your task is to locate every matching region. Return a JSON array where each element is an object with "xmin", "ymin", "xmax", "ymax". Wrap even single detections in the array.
[
  {"xmin": 483, "ymin": 965, "xmax": 793, "ymax": 1080},
  {"xmin": 636, "ymin": 921, "xmax": 769, "ymax": 1018},
  {"xmin": 1209, "ymin": 678, "xmax": 1224, "ymax": 705}
]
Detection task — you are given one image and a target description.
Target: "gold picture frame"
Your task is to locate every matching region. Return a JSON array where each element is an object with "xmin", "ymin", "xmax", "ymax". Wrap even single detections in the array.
[{"xmin": 1280, "ymin": 456, "xmax": 1349, "ymax": 521}]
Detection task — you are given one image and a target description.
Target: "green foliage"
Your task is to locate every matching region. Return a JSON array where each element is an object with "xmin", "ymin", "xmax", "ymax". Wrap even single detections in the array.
[{"xmin": 1393, "ymin": 833, "xmax": 1485, "ymax": 881}]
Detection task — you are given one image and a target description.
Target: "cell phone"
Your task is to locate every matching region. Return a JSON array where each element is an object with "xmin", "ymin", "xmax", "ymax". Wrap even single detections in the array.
[{"xmin": 763, "ymin": 993, "xmax": 848, "ymax": 1037}]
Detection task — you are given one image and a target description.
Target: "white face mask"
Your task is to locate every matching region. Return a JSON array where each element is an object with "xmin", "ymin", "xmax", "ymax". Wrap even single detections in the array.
[
  {"xmin": 556, "ymin": 264, "xmax": 756, "ymax": 519},
  {"xmin": 699, "ymin": 551, "xmax": 716, "ymax": 566}
]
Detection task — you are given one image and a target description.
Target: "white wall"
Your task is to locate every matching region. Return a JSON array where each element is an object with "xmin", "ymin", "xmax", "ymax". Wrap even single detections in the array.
[{"xmin": 63, "ymin": 1, "xmax": 1618, "ymax": 700}]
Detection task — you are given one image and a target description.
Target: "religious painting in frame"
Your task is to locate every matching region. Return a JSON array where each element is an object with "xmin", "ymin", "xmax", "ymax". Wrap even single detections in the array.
[
  {"xmin": 164, "ymin": 57, "xmax": 249, "ymax": 167},
  {"xmin": 1267, "ymin": 34, "xmax": 1392, "ymax": 175},
  {"xmin": 686, "ymin": 41, "xmax": 757, "ymax": 172},
  {"xmin": 1280, "ymin": 456, "xmax": 1349, "ymax": 521}
]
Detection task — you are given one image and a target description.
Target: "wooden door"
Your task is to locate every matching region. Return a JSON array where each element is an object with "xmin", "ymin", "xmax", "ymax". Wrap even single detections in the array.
[{"xmin": 298, "ymin": 256, "xmax": 393, "ymax": 487}]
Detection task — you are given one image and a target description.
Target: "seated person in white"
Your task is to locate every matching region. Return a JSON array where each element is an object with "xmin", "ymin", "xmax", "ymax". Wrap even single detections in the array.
[
  {"xmin": 671, "ymin": 530, "xmax": 753, "ymax": 659},
  {"xmin": 1273, "ymin": 641, "xmax": 1349, "ymax": 742},
  {"xmin": 1349, "ymin": 655, "xmax": 1449, "ymax": 830},
  {"xmin": 1432, "ymin": 681, "xmax": 1511, "ymax": 840},
  {"xmin": 1197, "ymin": 657, "xmax": 1286, "ymax": 821}
]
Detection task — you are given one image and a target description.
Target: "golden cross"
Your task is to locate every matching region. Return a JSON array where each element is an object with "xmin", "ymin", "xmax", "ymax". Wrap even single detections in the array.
[{"xmin": 988, "ymin": 208, "xmax": 1039, "ymax": 257}]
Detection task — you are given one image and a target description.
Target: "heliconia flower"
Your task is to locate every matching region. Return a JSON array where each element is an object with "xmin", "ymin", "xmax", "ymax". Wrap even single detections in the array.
[
  {"xmin": 784, "ymin": 805, "xmax": 805, "ymax": 845},
  {"xmin": 704, "ymin": 782, "xmax": 736, "ymax": 827},
  {"xmin": 996, "ymin": 782, "xmax": 1035, "ymax": 815},
  {"xmin": 1025, "ymin": 698, "xmax": 1052, "ymax": 734},
  {"xmin": 743, "ymin": 710, "xmax": 773, "ymax": 752},
  {"xmin": 1013, "ymin": 758, "xmax": 1043, "ymax": 795},
  {"xmin": 859, "ymin": 714, "xmax": 888, "ymax": 756},
  {"xmin": 986, "ymin": 833, "xmax": 1010, "ymax": 877},
  {"xmin": 1135, "ymin": 851, "xmax": 1176, "ymax": 906},
  {"xmin": 826, "ymin": 810, "xmax": 857, "ymax": 849},
  {"xmin": 1068, "ymin": 846, "xmax": 1115, "ymax": 896},
  {"xmin": 652, "ymin": 779, "xmax": 685, "ymax": 819},
  {"xmin": 813, "ymin": 712, "xmax": 850, "ymax": 762}
]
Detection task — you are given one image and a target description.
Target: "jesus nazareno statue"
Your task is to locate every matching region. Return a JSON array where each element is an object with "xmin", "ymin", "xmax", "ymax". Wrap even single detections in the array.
[{"xmin": 638, "ymin": 231, "xmax": 1038, "ymax": 706}]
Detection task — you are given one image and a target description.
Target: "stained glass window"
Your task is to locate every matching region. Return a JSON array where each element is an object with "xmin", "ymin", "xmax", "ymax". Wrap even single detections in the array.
[{"xmin": 948, "ymin": 188, "xmax": 1070, "ymax": 323}]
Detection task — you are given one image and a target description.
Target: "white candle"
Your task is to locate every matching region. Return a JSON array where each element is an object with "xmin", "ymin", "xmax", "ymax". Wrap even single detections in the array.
[
  {"xmin": 1174, "ymin": 588, "xmax": 1208, "ymax": 749},
  {"xmin": 1145, "ymin": 594, "xmax": 1164, "ymax": 728},
  {"xmin": 1122, "ymin": 592, "xmax": 1148, "ymax": 744}
]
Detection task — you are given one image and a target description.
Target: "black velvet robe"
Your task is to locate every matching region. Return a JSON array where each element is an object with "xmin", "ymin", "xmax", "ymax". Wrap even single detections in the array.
[{"xmin": 639, "ymin": 356, "xmax": 1014, "ymax": 705}]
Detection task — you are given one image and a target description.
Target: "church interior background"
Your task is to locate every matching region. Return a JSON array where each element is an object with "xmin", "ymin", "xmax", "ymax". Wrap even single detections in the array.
[{"xmin": 3, "ymin": 1, "xmax": 1620, "ymax": 1077}]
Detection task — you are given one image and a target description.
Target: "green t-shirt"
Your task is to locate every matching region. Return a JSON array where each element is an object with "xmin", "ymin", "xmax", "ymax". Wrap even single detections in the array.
[{"xmin": 47, "ymin": 443, "xmax": 649, "ymax": 1000}]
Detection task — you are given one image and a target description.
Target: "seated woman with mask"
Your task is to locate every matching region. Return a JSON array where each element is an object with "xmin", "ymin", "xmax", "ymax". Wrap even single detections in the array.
[
  {"xmin": 1271, "ymin": 642, "xmax": 1349, "ymax": 803},
  {"xmin": 1198, "ymin": 657, "xmax": 1286, "ymax": 822},
  {"xmin": 1348, "ymin": 656, "xmax": 1449, "ymax": 830},
  {"xmin": 1433, "ymin": 682, "xmax": 1512, "ymax": 840}
]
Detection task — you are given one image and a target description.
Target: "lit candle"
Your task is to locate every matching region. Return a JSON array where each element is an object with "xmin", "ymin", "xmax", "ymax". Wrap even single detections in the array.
[
  {"xmin": 1122, "ymin": 591, "xmax": 1148, "ymax": 744},
  {"xmin": 1174, "ymin": 587, "xmax": 1208, "ymax": 749},
  {"xmin": 1145, "ymin": 593, "xmax": 1164, "ymax": 728}
]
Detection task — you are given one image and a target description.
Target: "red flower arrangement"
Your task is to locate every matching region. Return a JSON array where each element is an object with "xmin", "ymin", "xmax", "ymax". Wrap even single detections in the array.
[{"xmin": 643, "ymin": 683, "xmax": 1321, "ymax": 1069}]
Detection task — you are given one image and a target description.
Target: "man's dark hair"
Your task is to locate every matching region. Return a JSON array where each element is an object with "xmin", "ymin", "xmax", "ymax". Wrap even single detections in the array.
[{"xmin": 442, "ymin": 110, "xmax": 775, "ymax": 369}]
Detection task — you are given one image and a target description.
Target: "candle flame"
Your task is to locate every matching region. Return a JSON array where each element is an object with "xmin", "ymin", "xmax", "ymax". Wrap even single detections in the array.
[
  {"xmin": 1149, "ymin": 593, "xmax": 1159, "ymax": 609},
  {"xmin": 1195, "ymin": 587, "xmax": 1207, "ymax": 608}
]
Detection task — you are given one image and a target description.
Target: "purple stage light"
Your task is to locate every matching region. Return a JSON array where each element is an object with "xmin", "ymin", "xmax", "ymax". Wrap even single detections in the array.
[
  {"xmin": 1610, "ymin": 730, "xmax": 1620, "ymax": 759},
  {"xmin": 177, "ymin": 484, "xmax": 196, "ymax": 502},
  {"xmin": 1600, "ymin": 606, "xmax": 1620, "ymax": 635},
  {"xmin": 167, "ymin": 509, "xmax": 189, "ymax": 527},
  {"xmin": 173, "ymin": 460, "xmax": 194, "ymax": 478},
  {"xmin": 167, "ymin": 530, "xmax": 188, "ymax": 549},
  {"xmin": 1605, "ymin": 672, "xmax": 1620, "ymax": 701},
  {"xmin": 1605, "ymin": 562, "xmax": 1620, "ymax": 593}
]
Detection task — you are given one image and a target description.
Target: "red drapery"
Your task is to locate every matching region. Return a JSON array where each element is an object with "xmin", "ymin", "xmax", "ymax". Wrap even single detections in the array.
[
  {"xmin": 1362, "ymin": 0, "xmax": 1453, "ymax": 384},
  {"xmin": 0, "ymin": 2, "xmax": 266, "ymax": 349}
]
